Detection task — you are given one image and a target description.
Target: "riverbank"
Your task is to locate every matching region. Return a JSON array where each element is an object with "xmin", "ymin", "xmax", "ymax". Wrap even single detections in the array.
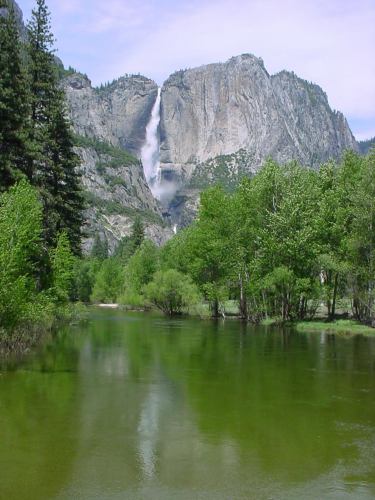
[
  {"xmin": 115, "ymin": 300, "xmax": 375, "ymax": 337},
  {"xmin": 0, "ymin": 304, "xmax": 88, "ymax": 358}
]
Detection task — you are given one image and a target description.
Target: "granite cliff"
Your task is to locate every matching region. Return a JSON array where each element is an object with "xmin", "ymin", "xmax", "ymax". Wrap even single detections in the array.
[
  {"xmin": 159, "ymin": 55, "xmax": 356, "ymax": 205},
  {"xmin": 62, "ymin": 73, "xmax": 171, "ymax": 252},
  {"xmin": 158, "ymin": 54, "xmax": 357, "ymax": 225},
  {"xmin": 63, "ymin": 73, "xmax": 158, "ymax": 156}
]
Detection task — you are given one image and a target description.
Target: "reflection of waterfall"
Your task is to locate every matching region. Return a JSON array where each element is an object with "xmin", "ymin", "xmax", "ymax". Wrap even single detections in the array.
[{"xmin": 141, "ymin": 88, "xmax": 161, "ymax": 197}]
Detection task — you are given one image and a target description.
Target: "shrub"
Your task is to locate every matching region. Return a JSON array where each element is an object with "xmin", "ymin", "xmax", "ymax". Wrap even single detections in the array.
[{"xmin": 143, "ymin": 269, "xmax": 200, "ymax": 316}]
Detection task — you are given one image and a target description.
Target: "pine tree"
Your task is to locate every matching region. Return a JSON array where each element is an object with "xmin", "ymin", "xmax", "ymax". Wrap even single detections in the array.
[
  {"xmin": 91, "ymin": 234, "xmax": 109, "ymax": 260},
  {"xmin": 131, "ymin": 216, "xmax": 145, "ymax": 251},
  {"xmin": 0, "ymin": 0, "xmax": 31, "ymax": 190},
  {"xmin": 27, "ymin": 0, "xmax": 84, "ymax": 254},
  {"xmin": 41, "ymin": 90, "xmax": 84, "ymax": 254},
  {"xmin": 115, "ymin": 217, "xmax": 145, "ymax": 262}
]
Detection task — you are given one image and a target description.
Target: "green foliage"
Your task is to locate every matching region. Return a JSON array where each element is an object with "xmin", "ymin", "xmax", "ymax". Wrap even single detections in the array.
[
  {"xmin": 91, "ymin": 259, "xmax": 123, "ymax": 304},
  {"xmin": 162, "ymin": 151, "xmax": 375, "ymax": 324},
  {"xmin": 72, "ymin": 258, "xmax": 99, "ymax": 302},
  {"xmin": 91, "ymin": 234, "xmax": 108, "ymax": 260},
  {"xmin": 119, "ymin": 240, "xmax": 159, "ymax": 306},
  {"xmin": 0, "ymin": 0, "xmax": 31, "ymax": 190},
  {"xmin": 27, "ymin": 0, "xmax": 84, "ymax": 254},
  {"xmin": 57, "ymin": 65, "xmax": 78, "ymax": 80},
  {"xmin": 115, "ymin": 217, "xmax": 145, "ymax": 262},
  {"xmin": 50, "ymin": 232, "xmax": 75, "ymax": 304},
  {"xmin": 144, "ymin": 269, "xmax": 200, "ymax": 316},
  {"xmin": 346, "ymin": 149, "xmax": 375, "ymax": 321},
  {"xmin": 0, "ymin": 180, "xmax": 43, "ymax": 327}
]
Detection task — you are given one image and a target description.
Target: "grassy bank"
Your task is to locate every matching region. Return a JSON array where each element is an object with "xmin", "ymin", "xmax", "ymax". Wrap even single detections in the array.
[{"xmin": 295, "ymin": 319, "xmax": 375, "ymax": 336}]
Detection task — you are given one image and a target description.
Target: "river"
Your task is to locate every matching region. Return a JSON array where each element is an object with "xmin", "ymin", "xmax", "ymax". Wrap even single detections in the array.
[{"xmin": 1, "ymin": 309, "xmax": 375, "ymax": 499}]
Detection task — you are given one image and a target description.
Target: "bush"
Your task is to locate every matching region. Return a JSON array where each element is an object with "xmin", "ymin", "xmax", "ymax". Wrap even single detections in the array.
[{"xmin": 143, "ymin": 269, "xmax": 200, "ymax": 316}]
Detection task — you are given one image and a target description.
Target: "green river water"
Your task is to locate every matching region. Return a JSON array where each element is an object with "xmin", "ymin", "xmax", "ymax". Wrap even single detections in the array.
[{"xmin": 1, "ymin": 309, "xmax": 375, "ymax": 499}]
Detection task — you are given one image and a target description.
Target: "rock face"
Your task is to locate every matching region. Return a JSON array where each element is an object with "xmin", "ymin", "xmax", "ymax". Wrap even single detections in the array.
[
  {"xmin": 159, "ymin": 54, "xmax": 358, "ymax": 225},
  {"xmin": 63, "ymin": 73, "xmax": 158, "ymax": 156},
  {"xmin": 75, "ymin": 143, "xmax": 171, "ymax": 254},
  {"xmin": 62, "ymin": 73, "xmax": 172, "ymax": 252},
  {"xmin": 160, "ymin": 54, "xmax": 357, "ymax": 175}
]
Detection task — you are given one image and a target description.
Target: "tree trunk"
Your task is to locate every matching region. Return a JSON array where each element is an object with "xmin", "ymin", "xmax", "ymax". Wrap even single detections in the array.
[
  {"xmin": 239, "ymin": 274, "xmax": 247, "ymax": 319},
  {"xmin": 330, "ymin": 274, "xmax": 339, "ymax": 320},
  {"xmin": 211, "ymin": 299, "xmax": 219, "ymax": 318}
]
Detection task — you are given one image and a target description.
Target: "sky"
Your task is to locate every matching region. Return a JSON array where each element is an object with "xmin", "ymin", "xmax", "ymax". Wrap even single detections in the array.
[{"xmin": 17, "ymin": 0, "xmax": 375, "ymax": 140}]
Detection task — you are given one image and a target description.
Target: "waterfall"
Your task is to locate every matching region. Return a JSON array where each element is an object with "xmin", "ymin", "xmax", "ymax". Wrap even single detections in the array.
[{"xmin": 141, "ymin": 88, "xmax": 161, "ymax": 197}]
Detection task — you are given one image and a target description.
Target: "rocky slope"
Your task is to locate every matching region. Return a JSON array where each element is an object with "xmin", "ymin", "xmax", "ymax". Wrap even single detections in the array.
[{"xmin": 73, "ymin": 136, "xmax": 171, "ymax": 254}]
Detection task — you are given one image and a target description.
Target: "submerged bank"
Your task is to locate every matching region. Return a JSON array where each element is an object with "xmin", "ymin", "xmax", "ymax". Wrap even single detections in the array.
[{"xmin": 0, "ymin": 304, "xmax": 87, "ymax": 358}]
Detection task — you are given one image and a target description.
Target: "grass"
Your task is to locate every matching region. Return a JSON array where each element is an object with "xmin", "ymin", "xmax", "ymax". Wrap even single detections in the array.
[
  {"xmin": 260, "ymin": 317, "xmax": 283, "ymax": 326},
  {"xmin": 296, "ymin": 319, "xmax": 375, "ymax": 336}
]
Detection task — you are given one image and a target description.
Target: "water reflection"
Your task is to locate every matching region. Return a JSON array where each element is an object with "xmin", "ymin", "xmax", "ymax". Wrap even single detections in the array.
[{"xmin": 0, "ymin": 310, "xmax": 374, "ymax": 499}]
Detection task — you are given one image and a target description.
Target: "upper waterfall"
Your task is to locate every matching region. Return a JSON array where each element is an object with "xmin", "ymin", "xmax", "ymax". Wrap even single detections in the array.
[{"xmin": 141, "ymin": 88, "xmax": 162, "ymax": 197}]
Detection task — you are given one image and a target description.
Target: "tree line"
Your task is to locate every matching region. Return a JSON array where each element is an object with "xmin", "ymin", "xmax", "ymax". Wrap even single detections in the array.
[
  {"xmin": 0, "ymin": 0, "xmax": 83, "ymax": 331},
  {"xmin": 76, "ymin": 148, "xmax": 375, "ymax": 324}
]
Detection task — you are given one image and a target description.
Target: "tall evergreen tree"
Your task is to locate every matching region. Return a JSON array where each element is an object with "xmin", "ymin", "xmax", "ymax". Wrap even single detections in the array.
[
  {"xmin": 0, "ymin": 0, "xmax": 31, "ymax": 190},
  {"xmin": 91, "ymin": 234, "xmax": 109, "ymax": 260},
  {"xmin": 27, "ymin": 0, "xmax": 84, "ymax": 254},
  {"xmin": 115, "ymin": 217, "xmax": 145, "ymax": 262},
  {"xmin": 130, "ymin": 216, "xmax": 145, "ymax": 251}
]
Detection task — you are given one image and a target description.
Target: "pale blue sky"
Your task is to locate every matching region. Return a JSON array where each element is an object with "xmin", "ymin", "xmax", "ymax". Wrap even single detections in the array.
[{"xmin": 17, "ymin": 0, "xmax": 375, "ymax": 140}]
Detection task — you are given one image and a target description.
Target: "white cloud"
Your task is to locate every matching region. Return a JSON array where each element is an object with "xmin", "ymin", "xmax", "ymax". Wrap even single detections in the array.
[
  {"xmin": 16, "ymin": 0, "xmax": 375, "ymax": 138},
  {"xmin": 117, "ymin": 0, "xmax": 375, "ymax": 121}
]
